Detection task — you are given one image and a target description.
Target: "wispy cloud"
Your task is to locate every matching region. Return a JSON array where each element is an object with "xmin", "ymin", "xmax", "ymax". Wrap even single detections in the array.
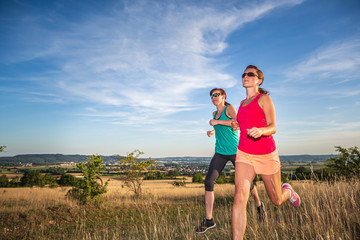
[
  {"xmin": 286, "ymin": 37, "xmax": 360, "ymax": 82},
  {"xmin": 3, "ymin": 0, "xmax": 305, "ymax": 126}
]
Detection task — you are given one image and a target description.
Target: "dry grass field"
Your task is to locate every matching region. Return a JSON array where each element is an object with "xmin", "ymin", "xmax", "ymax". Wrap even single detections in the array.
[{"xmin": 1, "ymin": 177, "xmax": 359, "ymax": 239}]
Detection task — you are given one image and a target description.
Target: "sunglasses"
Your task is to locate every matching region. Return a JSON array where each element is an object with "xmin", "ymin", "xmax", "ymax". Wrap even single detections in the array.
[
  {"xmin": 242, "ymin": 72, "xmax": 258, "ymax": 78},
  {"xmin": 211, "ymin": 93, "xmax": 221, "ymax": 98}
]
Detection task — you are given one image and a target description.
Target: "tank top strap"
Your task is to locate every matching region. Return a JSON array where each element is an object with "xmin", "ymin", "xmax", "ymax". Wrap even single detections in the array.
[
  {"xmin": 241, "ymin": 94, "xmax": 263, "ymax": 107},
  {"xmin": 222, "ymin": 106, "xmax": 228, "ymax": 117},
  {"xmin": 213, "ymin": 106, "xmax": 227, "ymax": 120},
  {"xmin": 255, "ymin": 93, "xmax": 262, "ymax": 101}
]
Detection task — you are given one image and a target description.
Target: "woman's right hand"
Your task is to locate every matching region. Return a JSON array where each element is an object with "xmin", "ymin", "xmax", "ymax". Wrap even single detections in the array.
[
  {"xmin": 231, "ymin": 119, "xmax": 239, "ymax": 130},
  {"xmin": 207, "ymin": 130, "xmax": 215, "ymax": 137}
]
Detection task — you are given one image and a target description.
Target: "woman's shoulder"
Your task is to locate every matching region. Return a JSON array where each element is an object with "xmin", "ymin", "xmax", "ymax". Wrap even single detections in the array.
[
  {"xmin": 226, "ymin": 104, "xmax": 236, "ymax": 111},
  {"xmin": 258, "ymin": 93, "xmax": 271, "ymax": 102},
  {"xmin": 225, "ymin": 104, "xmax": 237, "ymax": 118},
  {"xmin": 258, "ymin": 94, "xmax": 273, "ymax": 108}
]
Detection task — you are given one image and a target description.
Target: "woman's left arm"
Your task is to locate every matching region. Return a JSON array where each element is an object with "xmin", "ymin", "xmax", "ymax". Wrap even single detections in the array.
[
  {"xmin": 209, "ymin": 105, "xmax": 237, "ymax": 127},
  {"xmin": 247, "ymin": 95, "xmax": 277, "ymax": 138}
]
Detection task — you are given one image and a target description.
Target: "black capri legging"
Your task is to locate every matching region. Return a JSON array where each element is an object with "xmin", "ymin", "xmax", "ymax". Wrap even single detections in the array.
[{"xmin": 205, "ymin": 152, "xmax": 254, "ymax": 192}]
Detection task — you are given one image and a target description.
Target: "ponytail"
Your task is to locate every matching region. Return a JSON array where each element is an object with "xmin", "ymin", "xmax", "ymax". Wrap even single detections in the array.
[
  {"xmin": 245, "ymin": 65, "xmax": 269, "ymax": 95},
  {"xmin": 259, "ymin": 88, "xmax": 269, "ymax": 95}
]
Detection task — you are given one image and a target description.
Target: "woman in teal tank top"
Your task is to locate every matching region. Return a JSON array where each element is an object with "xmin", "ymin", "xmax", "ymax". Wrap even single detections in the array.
[{"xmin": 196, "ymin": 88, "xmax": 265, "ymax": 234}]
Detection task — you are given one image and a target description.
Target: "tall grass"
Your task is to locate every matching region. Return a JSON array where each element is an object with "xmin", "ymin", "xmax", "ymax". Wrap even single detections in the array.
[{"xmin": 1, "ymin": 178, "xmax": 359, "ymax": 239}]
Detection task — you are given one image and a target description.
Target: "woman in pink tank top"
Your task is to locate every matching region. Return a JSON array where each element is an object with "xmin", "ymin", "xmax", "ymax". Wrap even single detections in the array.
[{"xmin": 231, "ymin": 65, "xmax": 301, "ymax": 240}]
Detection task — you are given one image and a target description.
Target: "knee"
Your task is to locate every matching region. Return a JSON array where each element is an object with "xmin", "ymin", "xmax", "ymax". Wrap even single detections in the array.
[
  {"xmin": 204, "ymin": 179, "xmax": 214, "ymax": 192},
  {"xmin": 271, "ymin": 197, "xmax": 282, "ymax": 206},
  {"xmin": 234, "ymin": 191, "xmax": 248, "ymax": 206}
]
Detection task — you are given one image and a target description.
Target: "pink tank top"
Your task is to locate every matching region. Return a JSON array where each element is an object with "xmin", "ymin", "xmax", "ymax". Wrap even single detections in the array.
[{"xmin": 237, "ymin": 94, "xmax": 276, "ymax": 155}]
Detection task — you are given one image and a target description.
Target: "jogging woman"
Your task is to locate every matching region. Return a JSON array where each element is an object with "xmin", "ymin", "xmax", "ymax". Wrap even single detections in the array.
[
  {"xmin": 196, "ymin": 88, "xmax": 265, "ymax": 234},
  {"xmin": 231, "ymin": 65, "xmax": 301, "ymax": 240}
]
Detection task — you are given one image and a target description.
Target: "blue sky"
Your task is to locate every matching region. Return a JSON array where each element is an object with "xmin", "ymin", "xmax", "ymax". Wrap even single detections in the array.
[{"xmin": 1, "ymin": 0, "xmax": 359, "ymax": 158}]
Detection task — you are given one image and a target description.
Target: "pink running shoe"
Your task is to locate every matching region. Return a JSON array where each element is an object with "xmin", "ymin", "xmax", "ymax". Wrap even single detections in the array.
[{"xmin": 282, "ymin": 183, "xmax": 301, "ymax": 207}]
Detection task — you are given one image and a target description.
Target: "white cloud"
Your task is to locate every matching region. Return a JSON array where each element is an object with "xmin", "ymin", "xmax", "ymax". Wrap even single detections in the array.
[
  {"xmin": 5, "ymin": 0, "xmax": 305, "ymax": 126},
  {"xmin": 287, "ymin": 38, "xmax": 360, "ymax": 82}
]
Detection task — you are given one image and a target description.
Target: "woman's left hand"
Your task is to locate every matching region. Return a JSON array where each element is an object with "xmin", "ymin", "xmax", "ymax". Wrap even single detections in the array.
[
  {"xmin": 209, "ymin": 119, "xmax": 218, "ymax": 126},
  {"xmin": 247, "ymin": 127, "xmax": 263, "ymax": 139}
]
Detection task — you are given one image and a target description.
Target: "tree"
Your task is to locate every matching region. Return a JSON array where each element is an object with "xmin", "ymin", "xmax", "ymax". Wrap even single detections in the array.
[
  {"xmin": 0, "ymin": 174, "xmax": 8, "ymax": 187},
  {"xmin": 326, "ymin": 146, "xmax": 360, "ymax": 180},
  {"xmin": 58, "ymin": 174, "xmax": 78, "ymax": 186},
  {"xmin": 20, "ymin": 169, "xmax": 44, "ymax": 187},
  {"xmin": 0, "ymin": 146, "xmax": 6, "ymax": 152},
  {"xmin": 216, "ymin": 171, "xmax": 227, "ymax": 184},
  {"xmin": 192, "ymin": 172, "xmax": 204, "ymax": 183},
  {"xmin": 118, "ymin": 150, "xmax": 156, "ymax": 196},
  {"xmin": 295, "ymin": 166, "xmax": 309, "ymax": 180},
  {"xmin": 167, "ymin": 169, "xmax": 180, "ymax": 178},
  {"xmin": 67, "ymin": 155, "xmax": 109, "ymax": 204}
]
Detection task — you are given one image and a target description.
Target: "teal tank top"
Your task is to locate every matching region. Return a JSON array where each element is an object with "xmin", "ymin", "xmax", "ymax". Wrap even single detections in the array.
[{"xmin": 213, "ymin": 106, "xmax": 239, "ymax": 155}]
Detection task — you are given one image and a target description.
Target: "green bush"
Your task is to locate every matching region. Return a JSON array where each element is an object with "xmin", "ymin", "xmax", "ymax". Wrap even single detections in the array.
[
  {"xmin": 0, "ymin": 174, "xmax": 8, "ymax": 187},
  {"xmin": 118, "ymin": 150, "xmax": 156, "ymax": 196},
  {"xmin": 172, "ymin": 179, "xmax": 186, "ymax": 186},
  {"xmin": 192, "ymin": 172, "xmax": 204, "ymax": 183},
  {"xmin": 326, "ymin": 146, "xmax": 360, "ymax": 180},
  {"xmin": 67, "ymin": 155, "xmax": 109, "ymax": 205},
  {"xmin": 58, "ymin": 174, "xmax": 78, "ymax": 186}
]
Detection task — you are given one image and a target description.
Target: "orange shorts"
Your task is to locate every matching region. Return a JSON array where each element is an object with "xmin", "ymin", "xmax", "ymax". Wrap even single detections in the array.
[{"xmin": 235, "ymin": 149, "xmax": 281, "ymax": 175}]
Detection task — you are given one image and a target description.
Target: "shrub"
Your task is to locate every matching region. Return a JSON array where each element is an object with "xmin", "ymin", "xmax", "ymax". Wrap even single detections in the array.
[
  {"xmin": 192, "ymin": 172, "xmax": 204, "ymax": 183},
  {"xmin": 326, "ymin": 146, "xmax": 360, "ymax": 180},
  {"xmin": 0, "ymin": 174, "xmax": 8, "ymax": 187},
  {"xmin": 67, "ymin": 155, "xmax": 109, "ymax": 205},
  {"xmin": 20, "ymin": 170, "xmax": 44, "ymax": 187},
  {"xmin": 216, "ymin": 172, "xmax": 227, "ymax": 184},
  {"xmin": 118, "ymin": 150, "xmax": 156, "ymax": 196},
  {"xmin": 58, "ymin": 174, "xmax": 78, "ymax": 186},
  {"xmin": 172, "ymin": 179, "xmax": 186, "ymax": 186}
]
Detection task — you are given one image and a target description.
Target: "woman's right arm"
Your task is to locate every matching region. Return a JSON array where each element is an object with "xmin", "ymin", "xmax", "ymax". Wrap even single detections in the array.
[
  {"xmin": 210, "ymin": 105, "xmax": 237, "ymax": 127},
  {"xmin": 207, "ymin": 130, "xmax": 215, "ymax": 137}
]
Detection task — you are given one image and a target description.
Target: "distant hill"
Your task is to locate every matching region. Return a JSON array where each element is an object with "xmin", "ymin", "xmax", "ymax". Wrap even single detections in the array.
[
  {"xmin": 0, "ymin": 154, "xmax": 121, "ymax": 166},
  {"xmin": 0, "ymin": 153, "xmax": 334, "ymax": 166},
  {"xmin": 279, "ymin": 154, "xmax": 333, "ymax": 163}
]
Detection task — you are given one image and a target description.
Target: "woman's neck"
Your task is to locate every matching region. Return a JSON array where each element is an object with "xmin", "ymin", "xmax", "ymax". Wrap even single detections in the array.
[
  {"xmin": 216, "ymin": 103, "xmax": 225, "ymax": 112},
  {"xmin": 246, "ymin": 88, "xmax": 260, "ymax": 100}
]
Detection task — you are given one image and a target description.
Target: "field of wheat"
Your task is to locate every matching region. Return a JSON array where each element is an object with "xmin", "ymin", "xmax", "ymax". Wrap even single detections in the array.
[{"xmin": 1, "ymin": 177, "xmax": 359, "ymax": 240}]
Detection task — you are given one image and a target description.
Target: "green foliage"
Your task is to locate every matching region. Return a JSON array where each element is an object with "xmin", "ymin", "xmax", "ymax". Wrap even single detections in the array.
[
  {"xmin": 326, "ymin": 146, "xmax": 360, "ymax": 180},
  {"xmin": 215, "ymin": 172, "xmax": 227, "ymax": 184},
  {"xmin": 192, "ymin": 172, "xmax": 204, "ymax": 183},
  {"xmin": 0, "ymin": 146, "xmax": 6, "ymax": 152},
  {"xmin": 58, "ymin": 174, "xmax": 78, "ymax": 186},
  {"xmin": 0, "ymin": 174, "xmax": 8, "ymax": 187},
  {"xmin": 214, "ymin": 172, "xmax": 236, "ymax": 184},
  {"xmin": 172, "ymin": 179, "xmax": 186, "ymax": 186},
  {"xmin": 144, "ymin": 171, "xmax": 166, "ymax": 180},
  {"xmin": 281, "ymin": 172, "xmax": 290, "ymax": 183},
  {"xmin": 20, "ymin": 169, "xmax": 53, "ymax": 187},
  {"xmin": 118, "ymin": 150, "xmax": 156, "ymax": 196},
  {"xmin": 67, "ymin": 155, "xmax": 109, "ymax": 204},
  {"xmin": 295, "ymin": 166, "xmax": 310, "ymax": 180},
  {"xmin": 167, "ymin": 169, "xmax": 180, "ymax": 178},
  {"xmin": 41, "ymin": 167, "xmax": 66, "ymax": 175}
]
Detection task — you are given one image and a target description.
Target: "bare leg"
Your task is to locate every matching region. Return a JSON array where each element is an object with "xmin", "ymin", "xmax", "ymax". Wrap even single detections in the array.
[
  {"xmin": 205, "ymin": 190, "xmax": 214, "ymax": 219},
  {"xmin": 261, "ymin": 170, "xmax": 290, "ymax": 206},
  {"xmin": 232, "ymin": 163, "xmax": 256, "ymax": 240},
  {"xmin": 250, "ymin": 186, "xmax": 261, "ymax": 207}
]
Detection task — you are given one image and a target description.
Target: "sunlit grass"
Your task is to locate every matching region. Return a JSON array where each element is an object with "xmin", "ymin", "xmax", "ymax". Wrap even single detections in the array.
[{"xmin": 1, "ymin": 178, "xmax": 359, "ymax": 239}]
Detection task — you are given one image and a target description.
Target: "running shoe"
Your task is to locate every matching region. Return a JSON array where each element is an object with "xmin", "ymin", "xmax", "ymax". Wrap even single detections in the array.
[
  {"xmin": 257, "ymin": 202, "xmax": 266, "ymax": 222},
  {"xmin": 195, "ymin": 218, "xmax": 216, "ymax": 234},
  {"xmin": 282, "ymin": 183, "xmax": 301, "ymax": 207}
]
